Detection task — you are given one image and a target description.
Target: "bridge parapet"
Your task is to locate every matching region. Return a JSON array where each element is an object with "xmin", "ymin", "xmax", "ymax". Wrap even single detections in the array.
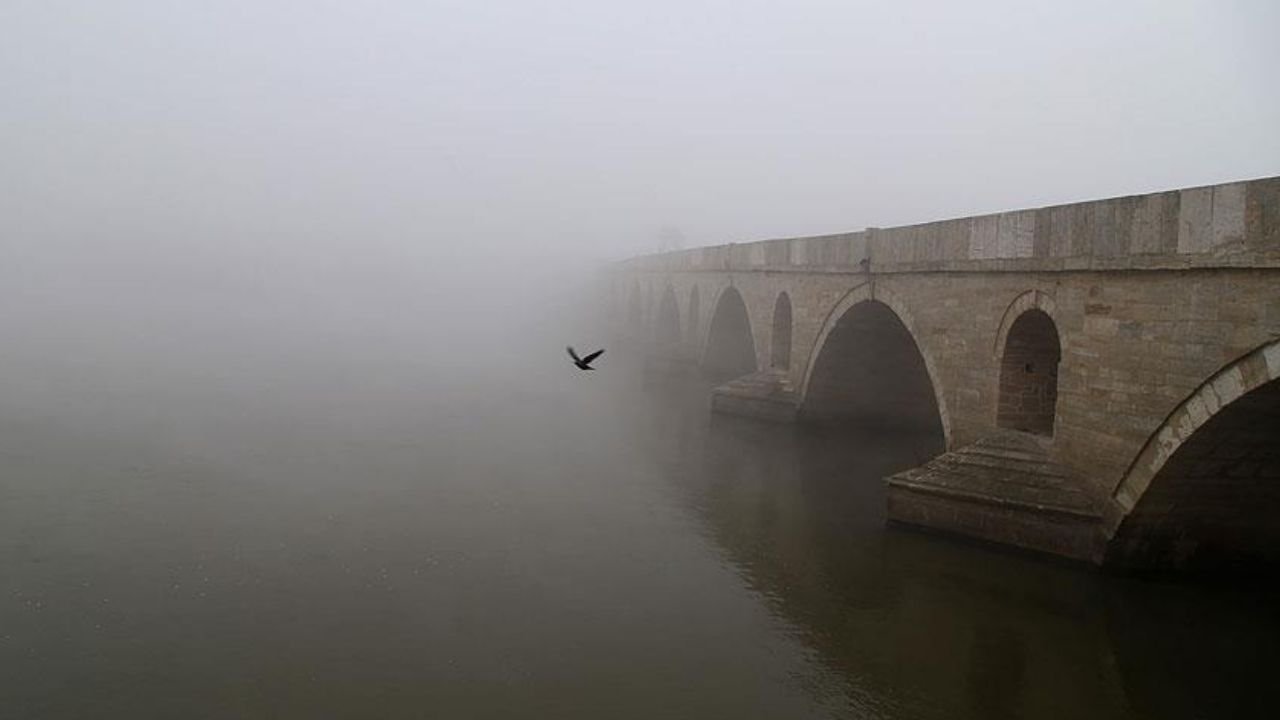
[{"xmin": 619, "ymin": 176, "xmax": 1280, "ymax": 275}]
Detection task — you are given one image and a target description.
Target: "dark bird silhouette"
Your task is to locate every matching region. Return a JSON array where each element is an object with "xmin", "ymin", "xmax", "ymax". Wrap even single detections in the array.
[{"xmin": 567, "ymin": 346, "xmax": 605, "ymax": 371}]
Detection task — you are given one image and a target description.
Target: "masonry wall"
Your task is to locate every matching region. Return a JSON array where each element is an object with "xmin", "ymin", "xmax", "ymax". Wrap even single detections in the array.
[{"xmin": 620, "ymin": 265, "xmax": 1280, "ymax": 501}]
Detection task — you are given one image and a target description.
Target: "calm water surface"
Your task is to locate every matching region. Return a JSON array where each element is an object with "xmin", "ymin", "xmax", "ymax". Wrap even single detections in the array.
[{"xmin": 1, "ymin": 333, "xmax": 1276, "ymax": 718}]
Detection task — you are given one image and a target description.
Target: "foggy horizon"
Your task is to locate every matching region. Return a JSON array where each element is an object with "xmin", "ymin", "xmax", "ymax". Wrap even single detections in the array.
[{"xmin": 5, "ymin": 1, "xmax": 1278, "ymax": 277}]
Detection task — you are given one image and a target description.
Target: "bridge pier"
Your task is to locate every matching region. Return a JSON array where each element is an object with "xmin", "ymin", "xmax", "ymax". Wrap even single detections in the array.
[{"xmin": 709, "ymin": 370, "xmax": 799, "ymax": 423}]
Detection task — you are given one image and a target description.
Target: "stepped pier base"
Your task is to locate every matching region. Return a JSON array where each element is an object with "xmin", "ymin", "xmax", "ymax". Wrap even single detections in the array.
[
  {"xmin": 886, "ymin": 431, "xmax": 1104, "ymax": 562},
  {"xmin": 709, "ymin": 371, "xmax": 799, "ymax": 423}
]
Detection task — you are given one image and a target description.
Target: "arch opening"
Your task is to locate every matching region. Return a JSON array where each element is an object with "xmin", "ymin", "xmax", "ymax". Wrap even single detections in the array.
[
  {"xmin": 655, "ymin": 285, "xmax": 681, "ymax": 347},
  {"xmin": 702, "ymin": 287, "xmax": 756, "ymax": 380},
  {"xmin": 801, "ymin": 300, "xmax": 944, "ymax": 454},
  {"xmin": 687, "ymin": 286, "xmax": 701, "ymax": 345},
  {"xmin": 802, "ymin": 301, "xmax": 944, "ymax": 444},
  {"xmin": 996, "ymin": 309, "xmax": 1060, "ymax": 436},
  {"xmin": 771, "ymin": 292, "xmax": 792, "ymax": 371},
  {"xmin": 1109, "ymin": 377, "xmax": 1280, "ymax": 574}
]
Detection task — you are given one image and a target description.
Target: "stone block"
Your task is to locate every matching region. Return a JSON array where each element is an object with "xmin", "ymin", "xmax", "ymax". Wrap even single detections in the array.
[
  {"xmin": 1212, "ymin": 182, "xmax": 1247, "ymax": 250},
  {"xmin": 1185, "ymin": 393, "xmax": 1211, "ymax": 427},
  {"xmin": 1069, "ymin": 202, "xmax": 1096, "ymax": 256},
  {"xmin": 935, "ymin": 219, "xmax": 969, "ymax": 260},
  {"xmin": 1129, "ymin": 192, "xmax": 1164, "ymax": 254},
  {"xmin": 790, "ymin": 238, "xmax": 806, "ymax": 266},
  {"xmin": 1239, "ymin": 351, "xmax": 1270, "ymax": 389},
  {"xmin": 997, "ymin": 210, "xmax": 1036, "ymax": 258},
  {"xmin": 892, "ymin": 227, "xmax": 918, "ymax": 263},
  {"xmin": 1245, "ymin": 177, "xmax": 1280, "ymax": 250},
  {"xmin": 969, "ymin": 215, "xmax": 999, "ymax": 259},
  {"xmin": 897, "ymin": 226, "xmax": 921, "ymax": 264},
  {"xmin": 1178, "ymin": 186, "xmax": 1214, "ymax": 253},
  {"xmin": 1033, "ymin": 208, "xmax": 1053, "ymax": 257},
  {"xmin": 1091, "ymin": 200, "xmax": 1121, "ymax": 256},
  {"xmin": 1210, "ymin": 366, "xmax": 1245, "ymax": 406},
  {"xmin": 1047, "ymin": 205, "xmax": 1073, "ymax": 257},
  {"xmin": 849, "ymin": 232, "xmax": 868, "ymax": 265},
  {"xmin": 1264, "ymin": 341, "xmax": 1280, "ymax": 379},
  {"xmin": 1158, "ymin": 191, "xmax": 1181, "ymax": 253},
  {"xmin": 1115, "ymin": 197, "xmax": 1142, "ymax": 255},
  {"xmin": 926, "ymin": 222, "xmax": 949, "ymax": 262}
]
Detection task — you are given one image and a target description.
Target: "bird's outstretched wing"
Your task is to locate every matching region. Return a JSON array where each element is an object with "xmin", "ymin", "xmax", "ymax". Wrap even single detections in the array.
[
  {"xmin": 566, "ymin": 346, "xmax": 582, "ymax": 363},
  {"xmin": 581, "ymin": 349, "xmax": 605, "ymax": 364}
]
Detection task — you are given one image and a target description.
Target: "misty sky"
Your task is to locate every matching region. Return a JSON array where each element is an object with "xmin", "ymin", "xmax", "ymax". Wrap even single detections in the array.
[{"xmin": 4, "ymin": 0, "xmax": 1278, "ymax": 279}]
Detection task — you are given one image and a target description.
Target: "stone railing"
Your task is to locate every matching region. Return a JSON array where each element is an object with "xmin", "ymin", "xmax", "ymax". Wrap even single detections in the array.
[{"xmin": 618, "ymin": 176, "xmax": 1280, "ymax": 274}]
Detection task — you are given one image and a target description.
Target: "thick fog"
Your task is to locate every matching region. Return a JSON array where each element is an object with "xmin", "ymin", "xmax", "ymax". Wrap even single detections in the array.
[
  {"xmin": 2, "ymin": 0, "xmax": 1276, "ymax": 458},
  {"xmin": 6, "ymin": 2, "xmax": 1279, "ymax": 265},
  {"xmin": 3, "ymin": 3, "xmax": 1280, "ymax": 717}
]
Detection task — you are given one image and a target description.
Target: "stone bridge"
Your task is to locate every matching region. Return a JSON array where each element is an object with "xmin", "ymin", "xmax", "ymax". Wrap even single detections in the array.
[{"xmin": 608, "ymin": 176, "xmax": 1280, "ymax": 573}]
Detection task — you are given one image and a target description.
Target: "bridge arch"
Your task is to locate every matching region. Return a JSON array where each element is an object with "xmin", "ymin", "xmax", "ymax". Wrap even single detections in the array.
[
  {"xmin": 655, "ymin": 284, "xmax": 681, "ymax": 346},
  {"xmin": 701, "ymin": 285, "xmax": 757, "ymax": 379},
  {"xmin": 992, "ymin": 290, "xmax": 1060, "ymax": 358},
  {"xmin": 1107, "ymin": 340, "xmax": 1280, "ymax": 571},
  {"xmin": 799, "ymin": 283, "xmax": 949, "ymax": 452},
  {"xmin": 771, "ymin": 291, "xmax": 793, "ymax": 370},
  {"xmin": 993, "ymin": 292, "xmax": 1062, "ymax": 437}
]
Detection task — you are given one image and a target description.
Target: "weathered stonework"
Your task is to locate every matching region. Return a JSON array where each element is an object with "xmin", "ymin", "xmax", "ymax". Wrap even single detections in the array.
[{"xmin": 611, "ymin": 176, "xmax": 1280, "ymax": 569}]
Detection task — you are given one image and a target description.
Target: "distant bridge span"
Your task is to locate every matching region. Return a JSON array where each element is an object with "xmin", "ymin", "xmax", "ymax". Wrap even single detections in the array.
[{"xmin": 610, "ymin": 176, "xmax": 1280, "ymax": 572}]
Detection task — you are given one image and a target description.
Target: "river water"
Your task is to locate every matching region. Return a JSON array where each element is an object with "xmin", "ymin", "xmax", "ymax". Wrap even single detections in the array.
[{"xmin": 0, "ymin": 290, "xmax": 1276, "ymax": 719}]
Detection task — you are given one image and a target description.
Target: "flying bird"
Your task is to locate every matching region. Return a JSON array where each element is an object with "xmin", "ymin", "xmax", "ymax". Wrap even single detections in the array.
[{"xmin": 567, "ymin": 346, "xmax": 605, "ymax": 371}]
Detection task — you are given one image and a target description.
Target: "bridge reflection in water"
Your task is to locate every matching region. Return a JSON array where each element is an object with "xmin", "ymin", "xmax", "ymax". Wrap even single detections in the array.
[{"xmin": 631, "ymin": 369, "xmax": 1276, "ymax": 720}]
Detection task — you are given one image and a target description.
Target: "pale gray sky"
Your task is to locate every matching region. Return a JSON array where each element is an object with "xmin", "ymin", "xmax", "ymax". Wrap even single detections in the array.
[{"xmin": 4, "ymin": 0, "xmax": 1278, "ymax": 274}]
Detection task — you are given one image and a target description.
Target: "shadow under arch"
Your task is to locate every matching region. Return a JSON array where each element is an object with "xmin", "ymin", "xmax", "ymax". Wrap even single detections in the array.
[
  {"xmin": 1106, "ymin": 339, "xmax": 1280, "ymax": 573},
  {"xmin": 799, "ymin": 283, "xmax": 951, "ymax": 450},
  {"xmin": 701, "ymin": 285, "xmax": 757, "ymax": 380},
  {"xmin": 992, "ymin": 290, "xmax": 1060, "ymax": 358},
  {"xmin": 993, "ymin": 290, "xmax": 1063, "ymax": 436},
  {"xmin": 997, "ymin": 320, "xmax": 1061, "ymax": 438}
]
